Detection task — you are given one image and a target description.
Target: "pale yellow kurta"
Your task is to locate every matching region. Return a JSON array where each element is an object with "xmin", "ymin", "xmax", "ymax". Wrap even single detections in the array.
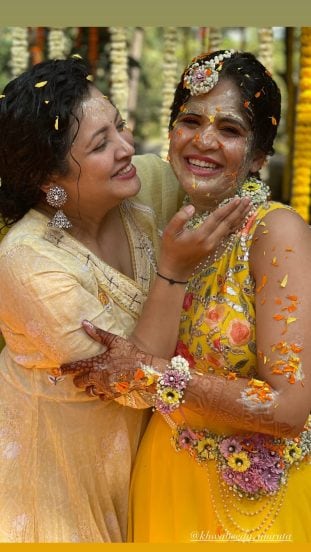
[{"xmin": 0, "ymin": 154, "xmax": 182, "ymax": 543}]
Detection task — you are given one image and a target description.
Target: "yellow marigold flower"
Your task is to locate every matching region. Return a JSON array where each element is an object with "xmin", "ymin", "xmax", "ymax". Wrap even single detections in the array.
[
  {"xmin": 284, "ymin": 444, "xmax": 302, "ymax": 464},
  {"xmin": 227, "ymin": 452, "xmax": 251, "ymax": 472},
  {"xmin": 159, "ymin": 387, "xmax": 182, "ymax": 404},
  {"xmin": 197, "ymin": 437, "xmax": 217, "ymax": 459}
]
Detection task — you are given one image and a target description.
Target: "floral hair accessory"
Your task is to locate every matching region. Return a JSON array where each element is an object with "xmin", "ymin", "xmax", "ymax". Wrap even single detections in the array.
[
  {"xmin": 183, "ymin": 50, "xmax": 234, "ymax": 96},
  {"xmin": 155, "ymin": 355, "xmax": 192, "ymax": 414}
]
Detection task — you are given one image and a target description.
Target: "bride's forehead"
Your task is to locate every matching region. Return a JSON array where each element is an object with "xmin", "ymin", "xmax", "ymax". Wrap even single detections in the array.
[{"xmin": 184, "ymin": 81, "xmax": 242, "ymax": 114}]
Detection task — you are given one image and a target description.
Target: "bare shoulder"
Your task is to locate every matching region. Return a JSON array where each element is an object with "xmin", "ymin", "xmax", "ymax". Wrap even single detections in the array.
[
  {"xmin": 254, "ymin": 205, "xmax": 311, "ymax": 244},
  {"xmin": 250, "ymin": 205, "xmax": 311, "ymax": 271}
]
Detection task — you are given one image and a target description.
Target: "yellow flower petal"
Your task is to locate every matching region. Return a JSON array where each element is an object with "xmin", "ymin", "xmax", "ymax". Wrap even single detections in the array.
[
  {"xmin": 280, "ymin": 274, "xmax": 288, "ymax": 288},
  {"xmin": 54, "ymin": 116, "xmax": 59, "ymax": 130},
  {"xmin": 286, "ymin": 317, "xmax": 297, "ymax": 324},
  {"xmin": 35, "ymin": 81, "xmax": 48, "ymax": 88}
]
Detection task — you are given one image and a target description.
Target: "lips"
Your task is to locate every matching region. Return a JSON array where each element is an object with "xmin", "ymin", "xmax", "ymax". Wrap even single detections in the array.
[
  {"xmin": 188, "ymin": 157, "xmax": 219, "ymax": 169},
  {"xmin": 185, "ymin": 155, "xmax": 222, "ymax": 176},
  {"xmin": 112, "ymin": 162, "xmax": 136, "ymax": 178}
]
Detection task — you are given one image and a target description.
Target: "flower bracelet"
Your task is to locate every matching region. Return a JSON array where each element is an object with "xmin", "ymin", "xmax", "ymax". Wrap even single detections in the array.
[{"xmin": 152, "ymin": 355, "xmax": 192, "ymax": 414}]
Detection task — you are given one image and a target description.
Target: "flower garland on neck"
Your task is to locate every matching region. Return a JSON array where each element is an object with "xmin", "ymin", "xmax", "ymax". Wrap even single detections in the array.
[{"xmin": 184, "ymin": 175, "xmax": 271, "ymax": 230}]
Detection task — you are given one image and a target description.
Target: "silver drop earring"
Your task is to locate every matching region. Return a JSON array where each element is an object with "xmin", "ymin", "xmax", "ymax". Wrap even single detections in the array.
[{"xmin": 46, "ymin": 185, "xmax": 72, "ymax": 229}]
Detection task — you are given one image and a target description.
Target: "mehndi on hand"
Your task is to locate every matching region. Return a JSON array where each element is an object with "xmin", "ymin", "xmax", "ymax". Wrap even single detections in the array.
[{"xmin": 60, "ymin": 320, "xmax": 161, "ymax": 400}]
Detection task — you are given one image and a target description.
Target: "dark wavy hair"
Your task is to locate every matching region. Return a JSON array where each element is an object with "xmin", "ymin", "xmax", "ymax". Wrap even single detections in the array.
[
  {"xmin": 0, "ymin": 57, "xmax": 92, "ymax": 225},
  {"xmin": 169, "ymin": 50, "xmax": 281, "ymax": 158}
]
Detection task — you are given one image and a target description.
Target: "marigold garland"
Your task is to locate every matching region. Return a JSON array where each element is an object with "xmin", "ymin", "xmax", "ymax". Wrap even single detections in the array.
[
  {"xmin": 10, "ymin": 27, "xmax": 29, "ymax": 78},
  {"xmin": 290, "ymin": 27, "xmax": 311, "ymax": 223},
  {"xmin": 160, "ymin": 27, "xmax": 178, "ymax": 160},
  {"xmin": 109, "ymin": 27, "xmax": 129, "ymax": 121}
]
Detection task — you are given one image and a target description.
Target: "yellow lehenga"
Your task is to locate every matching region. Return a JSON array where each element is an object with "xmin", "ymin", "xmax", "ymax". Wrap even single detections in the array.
[
  {"xmin": 128, "ymin": 201, "xmax": 311, "ymax": 543},
  {"xmin": 0, "ymin": 154, "xmax": 182, "ymax": 542}
]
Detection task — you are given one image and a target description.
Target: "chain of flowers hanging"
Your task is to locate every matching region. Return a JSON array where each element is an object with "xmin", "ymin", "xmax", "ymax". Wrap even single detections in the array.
[
  {"xmin": 258, "ymin": 28, "xmax": 274, "ymax": 74},
  {"xmin": 48, "ymin": 28, "xmax": 69, "ymax": 60},
  {"xmin": 9, "ymin": 27, "xmax": 29, "ymax": 78},
  {"xmin": 208, "ymin": 27, "xmax": 222, "ymax": 52},
  {"xmin": 160, "ymin": 27, "xmax": 178, "ymax": 160},
  {"xmin": 109, "ymin": 27, "xmax": 129, "ymax": 121},
  {"xmin": 290, "ymin": 27, "xmax": 311, "ymax": 223}
]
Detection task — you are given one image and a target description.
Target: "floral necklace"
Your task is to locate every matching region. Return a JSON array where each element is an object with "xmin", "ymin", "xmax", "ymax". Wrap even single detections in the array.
[
  {"xmin": 183, "ymin": 176, "xmax": 271, "ymax": 230},
  {"xmin": 184, "ymin": 176, "xmax": 271, "ymax": 273}
]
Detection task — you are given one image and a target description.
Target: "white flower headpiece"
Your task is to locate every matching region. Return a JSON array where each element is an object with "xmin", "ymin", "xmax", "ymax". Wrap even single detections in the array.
[{"xmin": 183, "ymin": 50, "xmax": 235, "ymax": 96}]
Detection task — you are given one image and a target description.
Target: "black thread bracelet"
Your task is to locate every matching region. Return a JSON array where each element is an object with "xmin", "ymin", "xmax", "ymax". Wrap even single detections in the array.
[{"xmin": 156, "ymin": 271, "xmax": 188, "ymax": 285}]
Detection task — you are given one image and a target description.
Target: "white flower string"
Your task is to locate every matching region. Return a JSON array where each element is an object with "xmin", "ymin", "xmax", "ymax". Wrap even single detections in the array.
[
  {"xmin": 257, "ymin": 28, "xmax": 274, "ymax": 75},
  {"xmin": 160, "ymin": 27, "xmax": 178, "ymax": 160},
  {"xmin": 10, "ymin": 27, "xmax": 29, "ymax": 78},
  {"xmin": 208, "ymin": 27, "xmax": 222, "ymax": 52},
  {"xmin": 109, "ymin": 27, "xmax": 129, "ymax": 121},
  {"xmin": 48, "ymin": 28, "xmax": 69, "ymax": 60}
]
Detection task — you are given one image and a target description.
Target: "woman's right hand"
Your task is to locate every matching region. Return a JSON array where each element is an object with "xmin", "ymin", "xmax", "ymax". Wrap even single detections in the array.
[
  {"xmin": 60, "ymin": 321, "xmax": 167, "ymax": 400},
  {"xmin": 158, "ymin": 196, "xmax": 251, "ymax": 281}
]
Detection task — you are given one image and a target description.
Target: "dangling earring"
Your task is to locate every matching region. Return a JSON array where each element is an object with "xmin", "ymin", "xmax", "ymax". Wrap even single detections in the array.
[{"xmin": 46, "ymin": 185, "xmax": 72, "ymax": 229}]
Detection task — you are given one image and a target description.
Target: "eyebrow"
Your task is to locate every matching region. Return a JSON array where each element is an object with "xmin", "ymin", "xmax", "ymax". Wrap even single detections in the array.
[
  {"xmin": 178, "ymin": 109, "xmax": 249, "ymax": 130},
  {"xmin": 219, "ymin": 114, "xmax": 249, "ymax": 130},
  {"xmin": 86, "ymin": 110, "xmax": 120, "ymax": 148}
]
